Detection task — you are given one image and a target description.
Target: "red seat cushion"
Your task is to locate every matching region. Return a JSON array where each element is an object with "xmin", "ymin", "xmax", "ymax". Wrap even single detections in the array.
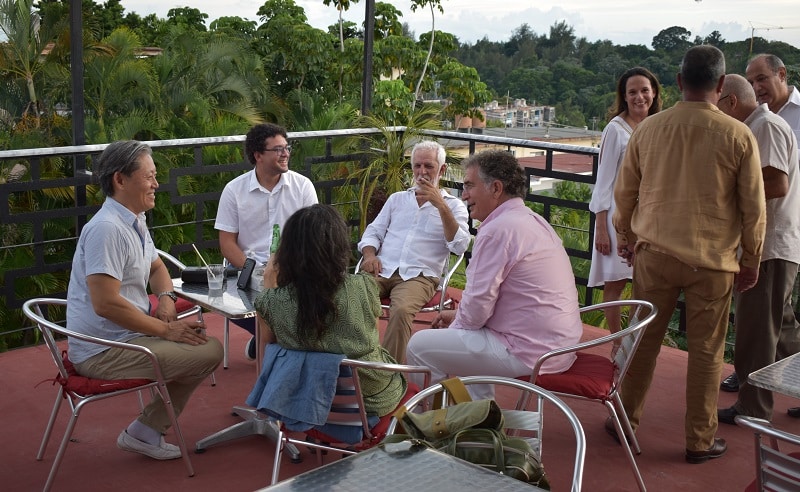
[
  {"xmin": 148, "ymin": 294, "xmax": 196, "ymax": 317},
  {"xmin": 45, "ymin": 351, "xmax": 152, "ymax": 397},
  {"xmin": 518, "ymin": 352, "xmax": 615, "ymax": 400}
]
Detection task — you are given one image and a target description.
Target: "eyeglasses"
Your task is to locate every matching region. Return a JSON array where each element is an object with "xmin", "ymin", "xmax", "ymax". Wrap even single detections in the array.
[
  {"xmin": 718, "ymin": 94, "xmax": 731, "ymax": 103},
  {"xmin": 262, "ymin": 145, "xmax": 292, "ymax": 155}
]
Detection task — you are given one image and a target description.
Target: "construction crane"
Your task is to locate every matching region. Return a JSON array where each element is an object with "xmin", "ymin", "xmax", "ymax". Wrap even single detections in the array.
[{"xmin": 749, "ymin": 22, "xmax": 800, "ymax": 55}]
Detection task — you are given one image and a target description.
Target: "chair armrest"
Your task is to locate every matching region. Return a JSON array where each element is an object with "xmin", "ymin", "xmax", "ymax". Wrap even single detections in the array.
[
  {"xmin": 530, "ymin": 300, "xmax": 656, "ymax": 379},
  {"xmin": 736, "ymin": 415, "xmax": 800, "ymax": 446},
  {"xmin": 342, "ymin": 359, "xmax": 431, "ymax": 390},
  {"xmin": 157, "ymin": 249, "xmax": 187, "ymax": 271}
]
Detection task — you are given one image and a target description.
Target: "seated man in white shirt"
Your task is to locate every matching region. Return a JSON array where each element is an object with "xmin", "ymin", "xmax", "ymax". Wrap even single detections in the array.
[
  {"xmin": 215, "ymin": 123, "xmax": 318, "ymax": 359},
  {"xmin": 358, "ymin": 141, "xmax": 470, "ymax": 363}
]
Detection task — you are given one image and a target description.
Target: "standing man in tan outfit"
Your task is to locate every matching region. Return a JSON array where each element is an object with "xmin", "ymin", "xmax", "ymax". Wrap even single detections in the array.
[{"xmin": 613, "ymin": 45, "xmax": 766, "ymax": 464}]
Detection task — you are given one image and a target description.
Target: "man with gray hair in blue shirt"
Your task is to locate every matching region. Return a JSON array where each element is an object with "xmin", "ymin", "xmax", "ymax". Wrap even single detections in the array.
[{"xmin": 67, "ymin": 140, "xmax": 222, "ymax": 460}]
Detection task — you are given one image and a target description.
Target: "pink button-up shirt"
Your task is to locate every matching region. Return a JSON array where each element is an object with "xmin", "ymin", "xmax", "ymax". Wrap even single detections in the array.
[{"xmin": 451, "ymin": 198, "xmax": 582, "ymax": 373}]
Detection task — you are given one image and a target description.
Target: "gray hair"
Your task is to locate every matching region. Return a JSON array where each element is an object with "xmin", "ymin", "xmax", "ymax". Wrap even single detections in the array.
[
  {"xmin": 410, "ymin": 140, "xmax": 446, "ymax": 169},
  {"xmin": 680, "ymin": 45, "xmax": 725, "ymax": 92},
  {"xmin": 750, "ymin": 53, "xmax": 785, "ymax": 74},
  {"xmin": 462, "ymin": 150, "xmax": 527, "ymax": 199},
  {"xmin": 94, "ymin": 140, "xmax": 152, "ymax": 197}
]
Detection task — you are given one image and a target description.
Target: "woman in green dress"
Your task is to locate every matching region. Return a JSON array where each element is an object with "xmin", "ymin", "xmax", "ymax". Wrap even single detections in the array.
[{"xmin": 254, "ymin": 204, "xmax": 407, "ymax": 417}]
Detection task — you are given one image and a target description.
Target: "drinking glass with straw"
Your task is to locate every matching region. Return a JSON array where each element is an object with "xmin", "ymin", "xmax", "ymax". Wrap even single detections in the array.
[
  {"xmin": 192, "ymin": 244, "xmax": 215, "ymax": 279},
  {"xmin": 193, "ymin": 244, "xmax": 224, "ymax": 294}
]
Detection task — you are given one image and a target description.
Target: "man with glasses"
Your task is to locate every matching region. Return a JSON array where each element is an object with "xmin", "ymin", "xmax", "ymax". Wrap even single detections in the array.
[
  {"xmin": 215, "ymin": 123, "xmax": 317, "ymax": 360},
  {"xmin": 715, "ymin": 74, "xmax": 800, "ymax": 426},
  {"xmin": 720, "ymin": 54, "xmax": 800, "ymax": 414}
]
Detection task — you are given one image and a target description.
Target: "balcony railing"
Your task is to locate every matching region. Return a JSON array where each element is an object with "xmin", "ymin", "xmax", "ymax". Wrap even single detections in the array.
[{"xmin": 1, "ymin": 126, "xmax": 655, "ymax": 350}]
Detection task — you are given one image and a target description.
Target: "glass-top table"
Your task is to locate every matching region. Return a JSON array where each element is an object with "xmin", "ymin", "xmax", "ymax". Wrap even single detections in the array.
[
  {"xmin": 173, "ymin": 277, "xmax": 258, "ymax": 369},
  {"xmin": 173, "ymin": 277, "xmax": 257, "ymax": 318},
  {"xmin": 747, "ymin": 352, "xmax": 800, "ymax": 400},
  {"xmin": 172, "ymin": 278, "xmax": 299, "ymax": 460},
  {"xmin": 260, "ymin": 441, "xmax": 548, "ymax": 491}
]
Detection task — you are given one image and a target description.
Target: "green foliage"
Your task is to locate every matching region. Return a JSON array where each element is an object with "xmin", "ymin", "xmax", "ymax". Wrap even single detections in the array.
[
  {"xmin": 453, "ymin": 21, "xmax": 800, "ymax": 128},
  {"xmin": 352, "ymin": 104, "xmax": 442, "ymax": 230}
]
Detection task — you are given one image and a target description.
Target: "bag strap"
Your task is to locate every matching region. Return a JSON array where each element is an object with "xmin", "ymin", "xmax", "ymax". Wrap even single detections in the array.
[
  {"xmin": 433, "ymin": 377, "xmax": 472, "ymax": 409},
  {"xmin": 393, "ymin": 377, "xmax": 474, "ymax": 425}
]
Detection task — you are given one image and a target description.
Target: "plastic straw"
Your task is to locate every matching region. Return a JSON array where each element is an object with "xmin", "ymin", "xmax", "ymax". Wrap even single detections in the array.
[{"xmin": 191, "ymin": 244, "xmax": 216, "ymax": 279}]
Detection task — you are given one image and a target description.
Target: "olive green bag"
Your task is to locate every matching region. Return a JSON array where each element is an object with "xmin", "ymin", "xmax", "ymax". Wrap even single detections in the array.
[{"xmin": 382, "ymin": 378, "xmax": 550, "ymax": 489}]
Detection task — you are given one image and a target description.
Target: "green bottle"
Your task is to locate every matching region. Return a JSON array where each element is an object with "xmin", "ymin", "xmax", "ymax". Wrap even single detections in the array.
[{"xmin": 270, "ymin": 224, "xmax": 281, "ymax": 255}]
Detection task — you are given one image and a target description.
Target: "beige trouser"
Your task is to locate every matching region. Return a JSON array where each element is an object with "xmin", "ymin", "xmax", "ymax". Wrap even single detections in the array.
[
  {"xmin": 375, "ymin": 272, "xmax": 438, "ymax": 364},
  {"xmin": 76, "ymin": 336, "xmax": 223, "ymax": 433},
  {"xmin": 621, "ymin": 247, "xmax": 733, "ymax": 452}
]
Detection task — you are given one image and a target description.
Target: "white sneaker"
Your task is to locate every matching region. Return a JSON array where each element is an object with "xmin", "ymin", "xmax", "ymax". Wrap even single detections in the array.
[{"xmin": 117, "ymin": 430, "xmax": 181, "ymax": 460}]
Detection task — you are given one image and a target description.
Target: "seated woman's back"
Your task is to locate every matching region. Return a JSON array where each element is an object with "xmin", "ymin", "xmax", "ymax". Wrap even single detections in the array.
[{"xmin": 253, "ymin": 204, "xmax": 407, "ymax": 417}]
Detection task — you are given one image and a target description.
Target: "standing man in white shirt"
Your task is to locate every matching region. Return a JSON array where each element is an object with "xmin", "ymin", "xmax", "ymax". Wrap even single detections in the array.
[
  {"xmin": 215, "ymin": 123, "xmax": 318, "ymax": 359},
  {"xmin": 721, "ymin": 53, "xmax": 800, "ymax": 411},
  {"xmin": 715, "ymin": 74, "xmax": 800, "ymax": 425},
  {"xmin": 748, "ymin": 53, "xmax": 800, "ymax": 418},
  {"xmin": 358, "ymin": 141, "xmax": 470, "ymax": 363}
]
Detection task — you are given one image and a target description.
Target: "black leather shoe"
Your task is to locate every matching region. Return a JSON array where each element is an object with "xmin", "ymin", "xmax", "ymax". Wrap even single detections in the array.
[
  {"xmin": 685, "ymin": 437, "xmax": 727, "ymax": 464},
  {"xmin": 720, "ymin": 372, "xmax": 739, "ymax": 392},
  {"xmin": 788, "ymin": 407, "xmax": 800, "ymax": 418},
  {"xmin": 717, "ymin": 406, "xmax": 739, "ymax": 426}
]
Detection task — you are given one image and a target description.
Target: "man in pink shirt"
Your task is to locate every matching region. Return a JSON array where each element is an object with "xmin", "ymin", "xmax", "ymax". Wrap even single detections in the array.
[{"xmin": 406, "ymin": 150, "xmax": 583, "ymax": 400}]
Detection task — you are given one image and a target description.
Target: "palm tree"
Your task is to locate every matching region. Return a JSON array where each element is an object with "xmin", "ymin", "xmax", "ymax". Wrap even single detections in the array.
[
  {"xmin": 322, "ymin": 0, "xmax": 360, "ymax": 101},
  {"xmin": 409, "ymin": 0, "xmax": 445, "ymax": 109},
  {"xmin": 0, "ymin": 0, "xmax": 66, "ymax": 126},
  {"xmin": 352, "ymin": 103, "xmax": 442, "ymax": 230}
]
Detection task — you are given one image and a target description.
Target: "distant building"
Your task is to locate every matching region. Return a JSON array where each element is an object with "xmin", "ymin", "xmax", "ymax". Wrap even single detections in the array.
[{"xmin": 484, "ymin": 99, "xmax": 556, "ymax": 128}]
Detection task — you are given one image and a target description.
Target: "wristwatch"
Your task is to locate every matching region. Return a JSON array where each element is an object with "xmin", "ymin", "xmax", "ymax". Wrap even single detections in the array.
[{"xmin": 157, "ymin": 291, "xmax": 178, "ymax": 302}]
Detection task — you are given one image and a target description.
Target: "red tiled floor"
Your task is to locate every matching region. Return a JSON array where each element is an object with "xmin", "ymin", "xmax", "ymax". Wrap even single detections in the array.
[{"xmin": 3, "ymin": 306, "xmax": 800, "ymax": 491}]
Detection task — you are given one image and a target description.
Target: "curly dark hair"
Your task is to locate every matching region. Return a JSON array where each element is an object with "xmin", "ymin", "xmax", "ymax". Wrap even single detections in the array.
[
  {"xmin": 462, "ymin": 150, "xmax": 527, "ymax": 199},
  {"xmin": 274, "ymin": 204, "xmax": 351, "ymax": 344},
  {"xmin": 607, "ymin": 67, "xmax": 663, "ymax": 121},
  {"xmin": 244, "ymin": 123, "xmax": 288, "ymax": 165}
]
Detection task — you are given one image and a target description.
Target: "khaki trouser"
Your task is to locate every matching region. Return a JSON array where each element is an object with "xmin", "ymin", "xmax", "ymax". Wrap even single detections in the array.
[
  {"xmin": 77, "ymin": 336, "xmax": 223, "ymax": 433},
  {"xmin": 621, "ymin": 247, "xmax": 733, "ymax": 452},
  {"xmin": 375, "ymin": 272, "xmax": 438, "ymax": 364},
  {"xmin": 734, "ymin": 259, "xmax": 800, "ymax": 419}
]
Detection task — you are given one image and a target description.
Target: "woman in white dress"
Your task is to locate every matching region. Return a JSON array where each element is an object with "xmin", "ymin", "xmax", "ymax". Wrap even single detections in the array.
[{"xmin": 588, "ymin": 67, "xmax": 662, "ymax": 333}]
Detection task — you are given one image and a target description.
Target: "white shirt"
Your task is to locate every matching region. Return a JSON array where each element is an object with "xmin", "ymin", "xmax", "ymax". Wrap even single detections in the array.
[
  {"xmin": 777, "ymin": 86, "xmax": 800, "ymax": 151},
  {"xmin": 215, "ymin": 169, "xmax": 317, "ymax": 264},
  {"xmin": 358, "ymin": 188, "xmax": 470, "ymax": 280},
  {"xmin": 746, "ymin": 103, "xmax": 800, "ymax": 263}
]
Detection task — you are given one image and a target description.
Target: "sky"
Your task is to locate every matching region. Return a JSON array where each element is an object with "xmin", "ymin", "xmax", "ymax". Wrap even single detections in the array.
[{"xmin": 116, "ymin": 0, "xmax": 800, "ymax": 49}]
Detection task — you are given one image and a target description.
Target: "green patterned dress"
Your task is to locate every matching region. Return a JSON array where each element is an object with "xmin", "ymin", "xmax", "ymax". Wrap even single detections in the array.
[{"xmin": 254, "ymin": 272, "xmax": 407, "ymax": 417}]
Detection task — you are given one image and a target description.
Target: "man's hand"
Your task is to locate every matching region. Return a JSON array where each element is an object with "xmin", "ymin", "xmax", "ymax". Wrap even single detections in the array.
[
  {"xmin": 163, "ymin": 318, "xmax": 209, "ymax": 345},
  {"xmin": 735, "ymin": 265, "xmax": 759, "ymax": 293},
  {"xmin": 153, "ymin": 297, "xmax": 177, "ymax": 322},
  {"xmin": 360, "ymin": 256, "xmax": 383, "ymax": 276},
  {"xmin": 414, "ymin": 177, "xmax": 445, "ymax": 208},
  {"xmin": 431, "ymin": 310, "xmax": 456, "ymax": 329},
  {"xmin": 617, "ymin": 243, "xmax": 635, "ymax": 267}
]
